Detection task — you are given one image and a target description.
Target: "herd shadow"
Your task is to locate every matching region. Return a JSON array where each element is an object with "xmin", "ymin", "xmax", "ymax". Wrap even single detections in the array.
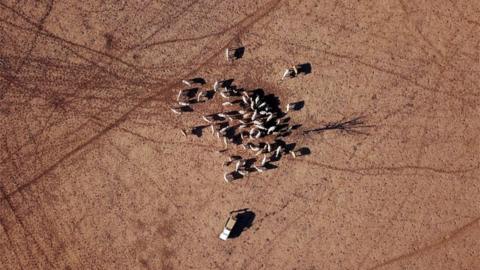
[{"xmin": 183, "ymin": 83, "xmax": 312, "ymax": 179}]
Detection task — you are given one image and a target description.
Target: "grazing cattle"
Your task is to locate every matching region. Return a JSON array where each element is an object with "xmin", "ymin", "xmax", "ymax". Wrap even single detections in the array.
[
  {"xmin": 203, "ymin": 115, "xmax": 212, "ymax": 123},
  {"xmin": 256, "ymin": 125, "xmax": 267, "ymax": 130},
  {"xmin": 267, "ymin": 113, "xmax": 274, "ymax": 122},
  {"xmin": 171, "ymin": 71, "xmax": 306, "ymax": 183},
  {"xmin": 281, "ymin": 66, "xmax": 298, "ymax": 80},
  {"xmin": 261, "ymin": 154, "xmax": 267, "ymax": 166},
  {"xmin": 182, "ymin": 79, "xmax": 192, "ymax": 87},
  {"xmin": 243, "ymin": 112, "xmax": 252, "ymax": 119},
  {"xmin": 238, "ymin": 170, "xmax": 248, "ymax": 176},
  {"xmin": 275, "ymin": 146, "xmax": 283, "ymax": 158},
  {"xmin": 224, "ymin": 172, "xmax": 234, "ymax": 183},
  {"xmin": 170, "ymin": 108, "xmax": 182, "ymax": 115},
  {"xmin": 252, "ymin": 110, "xmax": 258, "ymax": 120},
  {"xmin": 249, "ymin": 144, "xmax": 260, "ymax": 151},
  {"xmin": 282, "ymin": 69, "xmax": 290, "ymax": 80},
  {"xmin": 220, "ymin": 126, "xmax": 229, "ymax": 134},
  {"xmin": 267, "ymin": 126, "xmax": 276, "ymax": 134},
  {"xmin": 223, "ymin": 137, "xmax": 228, "ymax": 147},
  {"xmin": 197, "ymin": 91, "xmax": 204, "ymax": 102},
  {"xmin": 220, "ymin": 91, "xmax": 229, "ymax": 98},
  {"xmin": 177, "ymin": 90, "xmax": 184, "ymax": 101},
  {"xmin": 253, "ymin": 165, "xmax": 265, "ymax": 173},
  {"xmin": 235, "ymin": 161, "xmax": 241, "ymax": 171}
]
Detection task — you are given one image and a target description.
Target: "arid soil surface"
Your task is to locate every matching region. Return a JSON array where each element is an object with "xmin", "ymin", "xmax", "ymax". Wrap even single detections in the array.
[{"xmin": 1, "ymin": 0, "xmax": 480, "ymax": 269}]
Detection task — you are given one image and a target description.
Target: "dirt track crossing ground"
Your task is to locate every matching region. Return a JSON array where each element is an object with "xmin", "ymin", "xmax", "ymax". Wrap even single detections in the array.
[{"xmin": 1, "ymin": 0, "xmax": 479, "ymax": 269}]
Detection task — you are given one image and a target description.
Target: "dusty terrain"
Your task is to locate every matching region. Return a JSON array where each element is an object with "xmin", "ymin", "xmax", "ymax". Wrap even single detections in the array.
[{"xmin": 1, "ymin": 0, "xmax": 480, "ymax": 269}]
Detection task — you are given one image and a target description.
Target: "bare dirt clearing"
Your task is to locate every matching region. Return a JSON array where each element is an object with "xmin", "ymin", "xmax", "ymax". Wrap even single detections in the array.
[{"xmin": 1, "ymin": 0, "xmax": 479, "ymax": 269}]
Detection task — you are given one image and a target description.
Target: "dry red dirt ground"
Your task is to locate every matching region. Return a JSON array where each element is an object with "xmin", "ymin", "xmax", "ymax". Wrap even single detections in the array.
[{"xmin": 1, "ymin": 0, "xmax": 480, "ymax": 269}]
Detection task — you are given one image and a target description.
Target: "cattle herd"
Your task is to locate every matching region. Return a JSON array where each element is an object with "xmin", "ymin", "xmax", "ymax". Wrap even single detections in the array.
[{"xmin": 170, "ymin": 72, "xmax": 306, "ymax": 183}]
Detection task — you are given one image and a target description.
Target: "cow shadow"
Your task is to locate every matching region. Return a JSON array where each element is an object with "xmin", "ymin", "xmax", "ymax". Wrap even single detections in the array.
[
  {"xmin": 289, "ymin": 101, "xmax": 305, "ymax": 111},
  {"xmin": 296, "ymin": 63, "xmax": 312, "ymax": 75},
  {"xmin": 234, "ymin": 47, "xmax": 245, "ymax": 59},
  {"xmin": 191, "ymin": 77, "xmax": 206, "ymax": 85},
  {"xmin": 297, "ymin": 147, "xmax": 311, "ymax": 156}
]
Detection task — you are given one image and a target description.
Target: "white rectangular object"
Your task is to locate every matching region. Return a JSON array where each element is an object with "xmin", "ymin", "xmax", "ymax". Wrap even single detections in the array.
[{"xmin": 219, "ymin": 228, "xmax": 231, "ymax": 241}]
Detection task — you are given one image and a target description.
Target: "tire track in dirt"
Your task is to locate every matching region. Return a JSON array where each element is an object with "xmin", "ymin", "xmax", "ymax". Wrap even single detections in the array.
[
  {"xmin": 2, "ymin": 0, "xmax": 53, "ymax": 94},
  {"xmin": 0, "ymin": 1, "xmax": 178, "ymax": 268},
  {"xmin": 0, "ymin": 185, "xmax": 55, "ymax": 269},
  {"xmin": 124, "ymin": 0, "xmax": 206, "ymax": 50},
  {"xmin": 0, "ymin": 2, "xmax": 60, "ymax": 267},
  {"xmin": 250, "ymin": 25, "xmax": 479, "ymax": 108},
  {"xmin": 241, "ymin": 165, "xmax": 342, "ymax": 269},
  {"xmin": 0, "ymin": 1, "xmax": 280, "ymax": 268},
  {"xmin": 0, "ymin": 0, "xmax": 278, "ymax": 168},
  {"xmin": 294, "ymin": 155, "xmax": 480, "ymax": 176},
  {"xmin": 1, "ymin": 138, "xmax": 57, "ymax": 269},
  {"xmin": 0, "ymin": 2, "xmax": 145, "ymax": 74},
  {"xmin": 354, "ymin": 3, "xmax": 480, "ymax": 267},
  {"xmin": 0, "ymin": 209, "xmax": 26, "ymax": 270},
  {"xmin": 366, "ymin": 216, "xmax": 480, "ymax": 270},
  {"xmin": 236, "ymin": 2, "xmax": 479, "ymax": 267},
  {"xmin": 2, "ymin": 0, "xmax": 283, "ymax": 200}
]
